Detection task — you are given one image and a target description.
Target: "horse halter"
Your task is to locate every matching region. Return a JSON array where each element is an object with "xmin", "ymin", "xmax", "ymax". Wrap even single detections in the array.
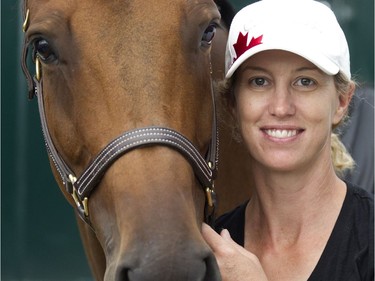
[{"xmin": 21, "ymin": 9, "xmax": 219, "ymax": 229}]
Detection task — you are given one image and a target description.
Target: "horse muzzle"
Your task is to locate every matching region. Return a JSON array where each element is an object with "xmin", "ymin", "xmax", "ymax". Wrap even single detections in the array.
[{"xmin": 110, "ymin": 239, "xmax": 221, "ymax": 281}]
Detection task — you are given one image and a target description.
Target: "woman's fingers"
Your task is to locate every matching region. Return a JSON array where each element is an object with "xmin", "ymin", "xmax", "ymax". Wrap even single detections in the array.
[
  {"xmin": 202, "ymin": 222, "xmax": 225, "ymax": 251},
  {"xmin": 219, "ymin": 228, "xmax": 259, "ymax": 260},
  {"xmin": 202, "ymin": 223, "xmax": 269, "ymax": 281}
]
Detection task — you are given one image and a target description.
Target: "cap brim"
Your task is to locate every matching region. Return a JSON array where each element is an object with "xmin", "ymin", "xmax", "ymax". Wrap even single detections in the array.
[{"xmin": 225, "ymin": 44, "xmax": 340, "ymax": 79}]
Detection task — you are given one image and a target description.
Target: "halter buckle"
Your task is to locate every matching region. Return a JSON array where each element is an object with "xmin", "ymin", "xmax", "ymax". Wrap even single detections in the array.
[
  {"xmin": 205, "ymin": 187, "xmax": 215, "ymax": 207},
  {"xmin": 204, "ymin": 186, "xmax": 217, "ymax": 226},
  {"xmin": 69, "ymin": 174, "xmax": 89, "ymax": 217}
]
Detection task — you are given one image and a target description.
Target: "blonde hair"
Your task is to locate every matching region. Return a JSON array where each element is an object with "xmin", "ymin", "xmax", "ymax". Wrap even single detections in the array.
[
  {"xmin": 218, "ymin": 71, "xmax": 356, "ymax": 176},
  {"xmin": 331, "ymin": 132, "xmax": 355, "ymax": 176},
  {"xmin": 331, "ymin": 72, "xmax": 356, "ymax": 175}
]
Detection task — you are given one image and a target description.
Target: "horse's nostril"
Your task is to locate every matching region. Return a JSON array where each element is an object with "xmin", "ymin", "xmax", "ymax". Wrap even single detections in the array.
[
  {"xmin": 115, "ymin": 267, "xmax": 129, "ymax": 281},
  {"xmin": 204, "ymin": 253, "xmax": 222, "ymax": 281}
]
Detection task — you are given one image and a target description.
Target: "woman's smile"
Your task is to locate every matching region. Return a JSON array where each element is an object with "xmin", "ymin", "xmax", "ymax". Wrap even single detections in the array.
[{"xmin": 261, "ymin": 127, "xmax": 305, "ymax": 141}]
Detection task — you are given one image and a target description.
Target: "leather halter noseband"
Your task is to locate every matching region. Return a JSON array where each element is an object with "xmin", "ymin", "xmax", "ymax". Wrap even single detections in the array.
[{"xmin": 21, "ymin": 8, "xmax": 218, "ymax": 229}]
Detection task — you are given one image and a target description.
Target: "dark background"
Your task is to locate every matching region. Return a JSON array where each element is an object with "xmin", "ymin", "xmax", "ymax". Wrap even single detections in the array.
[{"xmin": 2, "ymin": 0, "xmax": 373, "ymax": 280}]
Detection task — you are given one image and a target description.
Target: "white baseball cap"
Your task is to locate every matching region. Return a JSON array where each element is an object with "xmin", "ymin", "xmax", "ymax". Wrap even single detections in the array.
[{"xmin": 225, "ymin": 0, "xmax": 351, "ymax": 80}]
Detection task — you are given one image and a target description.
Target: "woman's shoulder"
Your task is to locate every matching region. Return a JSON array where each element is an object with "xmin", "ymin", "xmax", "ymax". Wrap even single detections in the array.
[
  {"xmin": 345, "ymin": 181, "xmax": 374, "ymax": 214},
  {"xmin": 308, "ymin": 182, "xmax": 373, "ymax": 281},
  {"xmin": 342, "ymin": 182, "xmax": 373, "ymax": 274},
  {"xmin": 341, "ymin": 182, "xmax": 373, "ymax": 238}
]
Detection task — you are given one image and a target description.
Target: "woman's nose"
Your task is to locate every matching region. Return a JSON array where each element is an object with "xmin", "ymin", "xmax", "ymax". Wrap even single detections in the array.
[{"xmin": 268, "ymin": 87, "xmax": 296, "ymax": 117}]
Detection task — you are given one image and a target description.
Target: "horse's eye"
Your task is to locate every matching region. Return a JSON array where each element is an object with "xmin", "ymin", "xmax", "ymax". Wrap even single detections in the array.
[
  {"xmin": 201, "ymin": 24, "xmax": 217, "ymax": 46},
  {"xmin": 33, "ymin": 39, "xmax": 57, "ymax": 63}
]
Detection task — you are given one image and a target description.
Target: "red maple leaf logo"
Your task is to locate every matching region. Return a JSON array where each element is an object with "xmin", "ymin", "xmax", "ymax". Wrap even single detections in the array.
[{"xmin": 233, "ymin": 32, "xmax": 263, "ymax": 62}]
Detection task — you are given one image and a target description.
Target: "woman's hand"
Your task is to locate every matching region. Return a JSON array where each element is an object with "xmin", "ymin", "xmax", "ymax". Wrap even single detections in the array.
[{"xmin": 202, "ymin": 223, "xmax": 268, "ymax": 281}]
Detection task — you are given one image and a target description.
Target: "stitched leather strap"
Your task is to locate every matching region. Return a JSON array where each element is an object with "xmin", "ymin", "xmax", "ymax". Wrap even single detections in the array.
[
  {"xmin": 76, "ymin": 127, "xmax": 215, "ymax": 198},
  {"xmin": 22, "ymin": 12, "xmax": 218, "ymax": 227},
  {"xmin": 34, "ymin": 78, "xmax": 74, "ymax": 187},
  {"xmin": 33, "ymin": 75, "xmax": 218, "ymax": 226}
]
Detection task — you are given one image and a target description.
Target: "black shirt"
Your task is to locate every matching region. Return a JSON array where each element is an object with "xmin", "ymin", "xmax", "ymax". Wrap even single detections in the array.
[{"xmin": 215, "ymin": 183, "xmax": 374, "ymax": 280}]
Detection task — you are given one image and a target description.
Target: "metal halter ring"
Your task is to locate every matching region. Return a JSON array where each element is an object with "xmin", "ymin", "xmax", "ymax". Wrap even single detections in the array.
[
  {"xmin": 20, "ymin": 6, "xmax": 219, "ymax": 229},
  {"xmin": 69, "ymin": 174, "xmax": 89, "ymax": 217},
  {"xmin": 35, "ymin": 57, "xmax": 41, "ymax": 81},
  {"xmin": 23, "ymin": 9, "xmax": 30, "ymax": 32}
]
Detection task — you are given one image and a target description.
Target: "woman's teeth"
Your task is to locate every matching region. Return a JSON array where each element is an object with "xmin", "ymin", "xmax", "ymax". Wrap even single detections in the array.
[{"xmin": 265, "ymin": 129, "xmax": 297, "ymax": 138}]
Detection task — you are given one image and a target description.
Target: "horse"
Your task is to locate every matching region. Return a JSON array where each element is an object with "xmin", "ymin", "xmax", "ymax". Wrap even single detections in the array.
[{"xmin": 20, "ymin": 0, "xmax": 251, "ymax": 280}]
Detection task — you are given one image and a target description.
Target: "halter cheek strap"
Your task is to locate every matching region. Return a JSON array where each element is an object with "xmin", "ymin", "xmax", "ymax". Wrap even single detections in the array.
[{"xmin": 21, "ymin": 9, "xmax": 219, "ymax": 229}]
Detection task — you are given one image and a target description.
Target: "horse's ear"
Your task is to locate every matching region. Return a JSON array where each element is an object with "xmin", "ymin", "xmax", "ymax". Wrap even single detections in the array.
[
  {"xmin": 21, "ymin": 7, "xmax": 37, "ymax": 99},
  {"xmin": 214, "ymin": 0, "xmax": 236, "ymax": 28}
]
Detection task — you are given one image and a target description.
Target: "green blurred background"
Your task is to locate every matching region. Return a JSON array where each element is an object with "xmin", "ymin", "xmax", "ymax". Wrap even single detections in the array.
[{"xmin": 2, "ymin": 0, "xmax": 373, "ymax": 280}]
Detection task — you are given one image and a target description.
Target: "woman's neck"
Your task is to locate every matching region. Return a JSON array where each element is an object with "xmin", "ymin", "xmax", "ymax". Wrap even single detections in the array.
[
  {"xmin": 243, "ymin": 162, "xmax": 348, "ymax": 281},
  {"xmin": 244, "ymin": 161, "xmax": 347, "ymax": 249}
]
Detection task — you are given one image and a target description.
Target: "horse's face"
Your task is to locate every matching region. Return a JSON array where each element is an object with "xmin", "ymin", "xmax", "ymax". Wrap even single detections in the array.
[{"xmin": 24, "ymin": 0, "xmax": 221, "ymax": 280}]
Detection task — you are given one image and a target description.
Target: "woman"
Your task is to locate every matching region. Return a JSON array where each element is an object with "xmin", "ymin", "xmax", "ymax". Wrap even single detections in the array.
[{"xmin": 203, "ymin": 0, "xmax": 374, "ymax": 280}]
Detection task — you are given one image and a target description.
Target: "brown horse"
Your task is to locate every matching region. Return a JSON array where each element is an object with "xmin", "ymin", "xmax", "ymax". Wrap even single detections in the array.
[{"xmin": 21, "ymin": 0, "xmax": 250, "ymax": 280}]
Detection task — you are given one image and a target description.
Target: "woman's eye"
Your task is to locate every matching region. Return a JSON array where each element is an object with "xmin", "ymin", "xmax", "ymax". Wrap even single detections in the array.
[
  {"xmin": 33, "ymin": 39, "xmax": 57, "ymax": 63},
  {"xmin": 250, "ymin": 77, "xmax": 268, "ymax": 86},
  {"xmin": 295, "ymin": 77, "xmax": 315, "ymax": 87},
  {"xmin": 201, "ymin": 24, "xmax": 217, "ymax": 46}
]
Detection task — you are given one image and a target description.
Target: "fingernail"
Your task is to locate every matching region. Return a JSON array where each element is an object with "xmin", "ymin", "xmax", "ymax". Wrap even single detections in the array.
[{"xmin": 220, "ymin": 228, "xmax": 231, "ymax": 239}]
